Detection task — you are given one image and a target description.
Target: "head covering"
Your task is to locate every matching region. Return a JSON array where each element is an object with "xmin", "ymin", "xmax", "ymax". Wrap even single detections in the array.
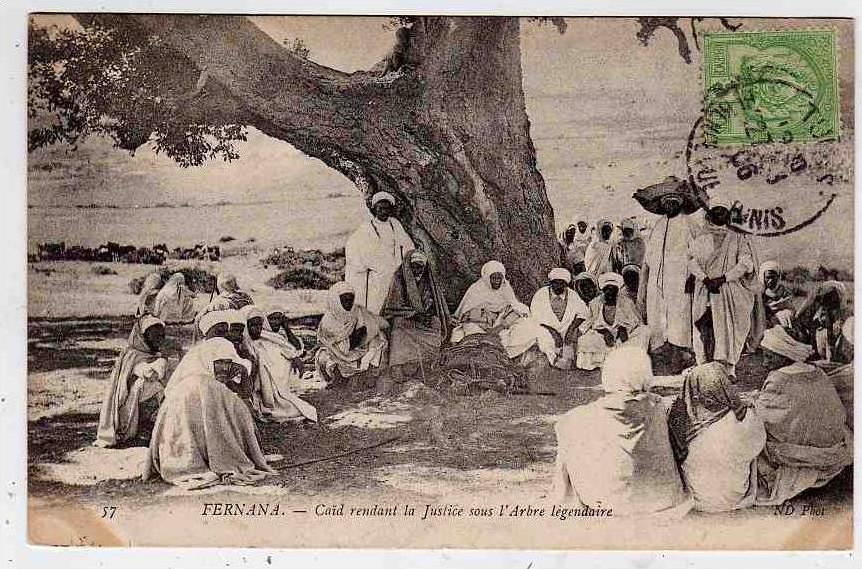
[
  {"xmin": 370, "ymin": 191, "xmax": 396, "ymax": 208},
  {"xmin": 217, "ymin": 273, "xmax": 239, "ymax": 293},
  {"xmin": 153, "ymin": 272, "xmax": 191, "ymax": 320},
  {"xmin": 453, "ymin": 260, "xmax": 528, "ymax": 319},
  {"xmin": 761, "ymin": 325, "xmax": 815, "ymax": 362},
  {"xmin": 480, "ymin": 260, "xmax": 506, "ymax": 283},
  {"xmin": 667, "ymin": 362, "xmax": 748, "ymax": 463},
  {"xmin": 620, "ymin": 218, "xmax": 637, "ymax": 232},
  {"xmin": 224, "ymin": 309, "xmax": 245, "ymax": 327},
  {"xmin": 573, "ymin": 272, "xmax": 599, "ymax": 302},
  {"xmin": 240, "ymin": 304, "xmax": 265, "ymax": 322},
  {"xmin": 548, "ymin": 267, "xmax": 572, "ymax": 284},
  {"xmin": 198, "ymin": 310, "xmax": 231, "ymax": 335},
  {"xmin": 409, "ymin": 250, "xmax": 428, "ymax": 265},
  {"xmin": 759, "ymin": 260, "xmax": 780, "ymax": 285},
  {"xmin": 141, "ymin": 273, "xmax": 162, "ymax": 290},
  {"xmin": 200, "ymin": 337, "xmax": 252, "ymax": 378},
  {"xmin": 318, "ymin": 282, "xmax": 361, "ymax": 346},
  {"xmin": 600, "ymin": 344, "xmax": 653, "ymax": 393},
  {"xmin": 139, "ymin": 314, "xmax": 165, "ymax": 335},
  {"xmin": 596, "ymin": 218, "xmax": 613, "ymax": 233},
  {"xmin": 621, "ymin": 264, "xmax": 641, "ymax": 278},
  {"xmin": 136, "ymin": 273, "xmax": 163, "ymax": 316},
  {"xmin": 598, "ymin": 272, "xmax": 624, "ymax": 289}
]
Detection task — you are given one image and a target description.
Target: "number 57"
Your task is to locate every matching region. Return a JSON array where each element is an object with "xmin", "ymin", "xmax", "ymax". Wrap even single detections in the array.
[{"xmin": 100, "ymin": 506, "xmax": 117, "ymax": 519}]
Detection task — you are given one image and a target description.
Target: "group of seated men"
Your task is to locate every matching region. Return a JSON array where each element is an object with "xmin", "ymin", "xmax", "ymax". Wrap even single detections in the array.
[
  {"xmin": 554, "ymin": 334, "xmax": 852, "ymax": 515},
  {"xmin": 94, "ymin": 273, "xmax": 318, "ymax": 489}
]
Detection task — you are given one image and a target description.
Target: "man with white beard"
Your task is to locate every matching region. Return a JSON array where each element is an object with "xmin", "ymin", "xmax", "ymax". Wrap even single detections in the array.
[{"xmin": 345, "ymin": 191, "xmax": 416, "ymax": 314}]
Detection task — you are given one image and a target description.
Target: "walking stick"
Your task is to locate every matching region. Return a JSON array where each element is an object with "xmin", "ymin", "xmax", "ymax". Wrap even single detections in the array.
[{"xmin": 364, "ymin": 268, "xmax": 371, "ymax": 309}]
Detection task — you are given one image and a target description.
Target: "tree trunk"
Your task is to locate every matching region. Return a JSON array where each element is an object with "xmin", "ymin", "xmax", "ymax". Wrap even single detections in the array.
[{"xmin": 74, "ymin": 15, "xmax": 559, "ymax": 305}]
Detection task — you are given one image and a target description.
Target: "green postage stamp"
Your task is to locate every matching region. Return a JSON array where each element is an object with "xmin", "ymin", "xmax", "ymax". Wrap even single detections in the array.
[{"xmin": 703, "ymin": 29, "xmax": 839, "ymax": 145}]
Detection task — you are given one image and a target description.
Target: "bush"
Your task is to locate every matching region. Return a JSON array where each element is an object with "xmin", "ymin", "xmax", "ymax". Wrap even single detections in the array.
[
  {"xmin": 128, "ymin": 265, "xmax": 217, "ymax": 295},
  {"xmin": 219, "ymin": 235, "xmax": 236, "ymax": 243},
  {"xmin": 261, "ymin": 247, "xmax": 345, "ymax": 289},
  {"xmin": 91, "ymin": 264, "xmax": 118, "ymax": 275},
  {"xmin": 267, "ymin": 267, "xmax": 336, "ymax": 290}
]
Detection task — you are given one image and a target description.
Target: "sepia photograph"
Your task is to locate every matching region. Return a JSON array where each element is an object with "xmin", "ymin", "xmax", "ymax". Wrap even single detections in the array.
[{"xmin": 22, "ymin": 13, "xmax": 854, "ymax": 550}]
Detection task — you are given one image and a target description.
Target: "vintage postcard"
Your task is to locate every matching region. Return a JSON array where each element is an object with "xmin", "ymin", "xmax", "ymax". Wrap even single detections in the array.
[{"xmin": 24, "ymin": 14, "xmax": 853, "ymax": 550}]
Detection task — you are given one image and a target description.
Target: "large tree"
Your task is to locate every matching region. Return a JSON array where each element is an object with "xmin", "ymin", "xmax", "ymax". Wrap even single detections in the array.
[{"xmin": 28, "ymin": 15, "xmax": 705, "ymax": 303}]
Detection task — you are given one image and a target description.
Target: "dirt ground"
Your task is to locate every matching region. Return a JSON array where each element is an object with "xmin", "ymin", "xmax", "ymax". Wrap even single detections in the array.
[{"xmin": 25, "ymin": 312, "xmax": 853, "ymax": 549}]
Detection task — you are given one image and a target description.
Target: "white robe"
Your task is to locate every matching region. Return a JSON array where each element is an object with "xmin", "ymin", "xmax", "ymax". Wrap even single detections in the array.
[
  {"xmin": 249, "ymin": 331, "xmax": 318, "ymax": 423},
  {"xmin": 345, "ymin": 217, "xmax": 415, "ymax": 314},
  {"xmin": 523, "ymin": 287, "xmax": 589, "ymax": 367},
  {"xmin": 643, "ymin": 214, "xmax": 699, "ymax": 350}
]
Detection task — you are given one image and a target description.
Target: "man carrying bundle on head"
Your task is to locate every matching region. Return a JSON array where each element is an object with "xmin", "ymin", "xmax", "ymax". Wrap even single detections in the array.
[{"xmin": 345, "ymin": 191, "xmax": 415, "ymax": 314}]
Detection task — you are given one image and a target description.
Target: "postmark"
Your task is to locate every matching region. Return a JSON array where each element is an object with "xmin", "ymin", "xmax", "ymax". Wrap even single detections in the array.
[
  {"xmin": 685, "ymin": 114, "xmax": 848, "ymax": 237},
  {"xmin": 702, "ymin": 30, "xmax": 839, "ymax": 146}
]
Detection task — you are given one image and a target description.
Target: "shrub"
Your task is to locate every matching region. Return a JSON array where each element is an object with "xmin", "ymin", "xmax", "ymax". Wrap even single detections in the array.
[
  {"xmin": 128, "ymin": 265, "xmax": 217, "ymax": 295},
  {"xmin": 91, "ymin": 264, "xmax": 118, "ymax": 275},
  {"xmin": 219, "ymin": 235, "xmax": 236, "ymax": 243},
  {"xmin": 267, "ymin": 267, "xmax": 336, "ymax": 290}
]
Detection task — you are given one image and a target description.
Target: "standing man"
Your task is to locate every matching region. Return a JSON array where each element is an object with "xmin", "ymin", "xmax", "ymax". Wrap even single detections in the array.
[
  {"xmin": 612, "ymin": 218, "xmax": 646, "ymax": 273},
  {"xmin": 345, "ymin": 191, "xmax": 415, "ymax": 314},
  {"xmin": 638, "ymin": 194, "xmax": 700, "ymax": 359}
]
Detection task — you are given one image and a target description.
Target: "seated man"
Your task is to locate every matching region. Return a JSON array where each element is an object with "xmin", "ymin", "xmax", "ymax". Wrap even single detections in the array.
[
  {"xmin": 94, "ymin": 315, "xmax": 168, "ymax": 448},
  {"xmin": 315, "ymin": 281, "xmax": 389, "ymax": 387},
  {"xmin": 577, "ymin": 272, "xmax": 646, "ymax": 370},
  {"xmin": 381, "ymin": 249, "xmax": 451, "ymax": 380},
  {"xmin": 667, "ymin": 362, "xmax": 766, "ymax": 512},
  {"xmin": 552, "ymin": 344, "xmax": 688, "ymax": 515},
  {"xmin": 241, "ymin": 305, "xmax": 317, "ymax": 424},
  {"xmin": 791, "ymin": 280, "xmax": 852, "ymax": 364},
  {"xmin": 572, "ymin": 272, "xmax": 599, "ymax": 305},
  {"xmin": 754, "ymin": 326, "xmax": 853, "ymax": 506},
  {"xmin": 265, "ymin": 308, "xmax": 305, "ymax": 355},
  {"xmin": 759, "ymin": 261, "xmax": 795, "ymax": 328},
  {"xmin": 524, "ymin": 267, "xmax": 589, "ymax": 370},
  {"xmin": 450, "ymin": 260, "xmax": 532, "ymax": 359},
  {"xmin": 144, "ymin": 334, "xmax": 274, "ymax": 490}
]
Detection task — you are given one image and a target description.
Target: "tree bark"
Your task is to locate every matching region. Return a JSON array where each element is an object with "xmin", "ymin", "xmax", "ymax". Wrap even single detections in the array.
[{"xmin": 73, "ymin": 15, "xmax": 559, "ymax": 304}]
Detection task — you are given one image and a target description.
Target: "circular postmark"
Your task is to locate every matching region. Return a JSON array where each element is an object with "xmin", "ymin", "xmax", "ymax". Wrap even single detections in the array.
[{"xmin": 685, "ymin": 115, "xmax": 848, "ymax": 237}]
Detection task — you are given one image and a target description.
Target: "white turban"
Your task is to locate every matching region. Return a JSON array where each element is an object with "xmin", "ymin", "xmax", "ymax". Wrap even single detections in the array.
[
  {"xmin": 601, "ymin": 344, "xmax": 653, "ymax": 393},
  {"xmin": 224, "ymin": 309, "xmax": 245, "ymax": 326},
  {"xmin": 598, "ymin": 272, "xmax": 624, "ymax": 289},
  {"xmin": 139, "ymin": 314, "xmax": 165, "ymax": 334},
  {"xmin": 761, "ymin": 326, "xmax": 815, "ymax": 362},
  {"xmin": 620, "ymin": 217, "xmax": 638, "ymax": 231},
  {"xmin": 240, "ymin": 304, "xmax": 265, "ymax": 322},
  {"xmin": 548, "ymin": 267, "xmax": 572, "ymax": 284},
  {"xmin": 370, "ymin": 191, "xmax": 396, "ymax": 207},
  {"xmin": 200, "ymin": 337, "xmax": 252, "ymax": 379},
  {"xmin": 198, "ymin": 310, "xmax": 230, "ymax": 335},
  {"xmin": 481, "ymin": 260, "xmax": 506, "ymax": 280}
]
